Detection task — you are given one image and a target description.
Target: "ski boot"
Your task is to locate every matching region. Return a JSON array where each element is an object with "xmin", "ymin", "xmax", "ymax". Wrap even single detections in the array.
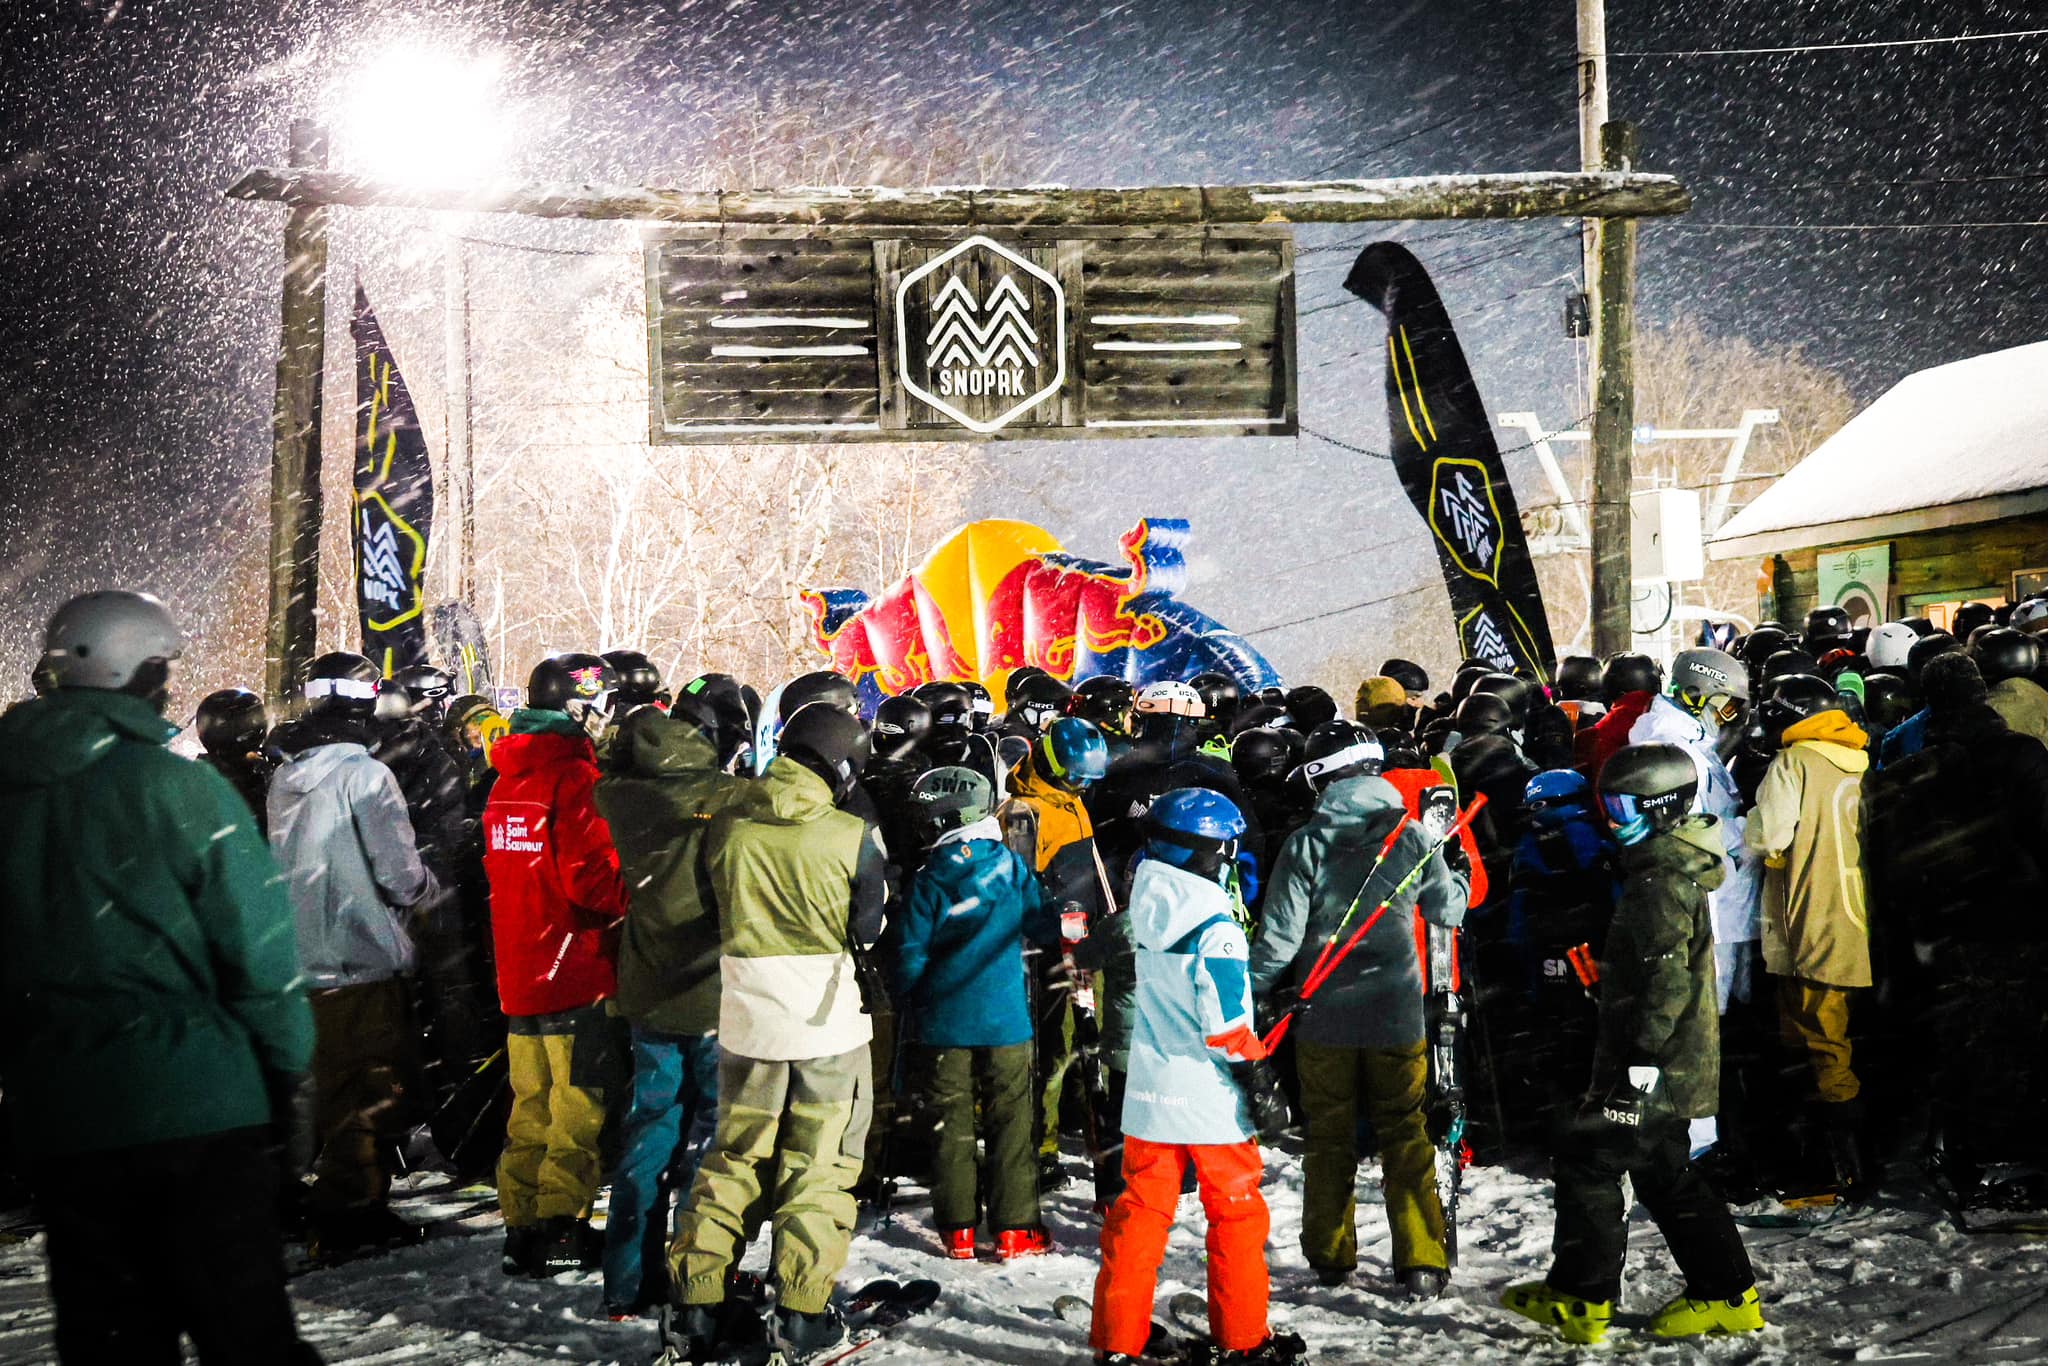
[
  {"xmin": 941, "ymin": 1226, "xmax": 977, "ymax": 1260},
  {"xmin": 996, "ymin": 1226, "xmax": 1052, "ymax": 1260},
  {"xmin": 655, "ymin": 1303, "xmax": 724, "ymax": 1365},
  {"xmin": 537, "ymin": 1215, "xmax": 601, "ymax": 1275},
  {"xmin": 1501, "ymin": 1281, "xmax": 1612, "ymax": 1345},
  {"xmin": 1648, "ymin": 1286, "xmax": 1765, "ymax": 1338},
  {"xmin": 502, "ymin": 1222, "xmax": 544, "ymax": 1277},
  {"xmin": 770, "ymin": 1302, "xmax": 848, "ymax": 1362},
  {"xmin": 1398, "ymin": 1267, "xmax": 1449, "ymax": 1302},
  {"xmin": 1308, "ymin": 1262, "xmax": 1349, "ymax": 1288},
  {"xmin": 1192, "ymin": 1330, "xmax": 1308, "ymax": 1365}
]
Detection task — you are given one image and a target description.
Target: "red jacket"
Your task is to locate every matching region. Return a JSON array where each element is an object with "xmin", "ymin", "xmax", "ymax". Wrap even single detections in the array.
[
  {"xmin": 483, "ymin": 728, "xmax": 627, "ymax": 1018},
  {"xmin": 1573, "ymin": 690, "xmax": 1657, "ymax": 787}
]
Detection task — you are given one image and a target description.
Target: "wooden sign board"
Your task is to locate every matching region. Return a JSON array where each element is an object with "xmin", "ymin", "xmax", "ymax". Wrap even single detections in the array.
[{"xmin": 645, "ymin": 227, "xmax": 1296, "ymax": 443}]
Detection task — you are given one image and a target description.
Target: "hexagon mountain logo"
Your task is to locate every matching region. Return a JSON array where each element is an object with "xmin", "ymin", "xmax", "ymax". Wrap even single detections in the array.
[{"xmin": 895, "ymin": 235, "xmax": 1065, "ymax": 434}]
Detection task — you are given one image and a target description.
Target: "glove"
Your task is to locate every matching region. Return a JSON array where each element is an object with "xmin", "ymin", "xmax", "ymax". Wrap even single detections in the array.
[
  {"xmin": 1594, "ymin": 1067, "xmax": 1659, "ymax": 1130},
  {"xmin": 1253, "ymin": 991, "xmax": 1291, "ymax": 1040},
  {"xmin": 1231, "ymin": 1060, "xmax": 1295, "ymax": 1144}
]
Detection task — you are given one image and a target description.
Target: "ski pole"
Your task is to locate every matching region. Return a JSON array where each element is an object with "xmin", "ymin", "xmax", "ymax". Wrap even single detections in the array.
[
  {"xmin": 1292, "ymin": 813, "xmax": 1413, "ymax": 999},
  {"xmin": 1263, "ymin": 795, "xmax": 1488, "ymax": 1053}
]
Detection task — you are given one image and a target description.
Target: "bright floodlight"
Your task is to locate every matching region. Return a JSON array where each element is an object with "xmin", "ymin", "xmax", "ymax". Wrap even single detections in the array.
[{"xmin": 338, "ymin": 48, "xmax": 506, "ymax": 187}]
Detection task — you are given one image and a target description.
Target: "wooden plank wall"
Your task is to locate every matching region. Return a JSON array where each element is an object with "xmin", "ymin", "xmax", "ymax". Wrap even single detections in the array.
[{"xmin": 1768, "ymin": 512, "xmax": 2048, "ymax": 623}]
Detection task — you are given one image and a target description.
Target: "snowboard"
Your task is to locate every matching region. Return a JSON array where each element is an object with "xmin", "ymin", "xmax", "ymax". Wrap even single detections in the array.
[{"xmin": 777, "ymin": 1278, "xmax": 942, "ymax": 1366}]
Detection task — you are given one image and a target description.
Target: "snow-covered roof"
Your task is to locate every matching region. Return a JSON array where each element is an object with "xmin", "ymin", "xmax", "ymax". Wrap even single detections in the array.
[{"xmin": 1710, "ymin": 339, "xmax": 2048, "ymax": 558}]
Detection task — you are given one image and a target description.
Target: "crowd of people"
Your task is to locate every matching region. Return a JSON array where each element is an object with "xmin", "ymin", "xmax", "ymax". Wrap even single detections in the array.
[{"xmin": 8, "ymin": 586, "xmax": 2048, "ymax": 1364}]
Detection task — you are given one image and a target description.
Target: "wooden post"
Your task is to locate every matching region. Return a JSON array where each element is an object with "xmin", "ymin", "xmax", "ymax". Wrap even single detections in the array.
[
  {"xmin": 1588, "ymin": 120, "xmax": 1639, "ymax": 658},
  {"xmin": 263, "ymin": 120, "xmax": 330, "ymax": 713},
  {"xmin": 1576, "ymin": 0, "xmax": 1609, "ymax": 281}
]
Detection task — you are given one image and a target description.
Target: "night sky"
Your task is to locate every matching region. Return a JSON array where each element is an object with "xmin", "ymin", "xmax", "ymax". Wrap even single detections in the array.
[{"xmin": 2, "ymin": 0, "xmax": 2042, "ymax": 685}]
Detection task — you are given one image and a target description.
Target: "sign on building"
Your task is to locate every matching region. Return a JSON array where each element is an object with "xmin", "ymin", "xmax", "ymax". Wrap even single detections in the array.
[{"xmin": 645, "ymin": 228, "xmax": 1296, "ymax": 443}]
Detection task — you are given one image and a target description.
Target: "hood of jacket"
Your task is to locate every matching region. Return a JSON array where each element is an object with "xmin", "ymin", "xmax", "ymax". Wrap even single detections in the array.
[
  {"xmin": 751, "ymin": 755, "xmax": 840, "ymax": 824},
  {"xmin": 611, "ymin": 705, "xmax": 722, "ymax": 779},
  {"xmin": 1621, "ymin": 813, "xmax": 1728, "ymax": 889},
  {"xmin": 1128, "ymin": 856, "xmax": 1235, "ymax": 953},
  {"xmin": 490, "ymin": 727, "xmax": 595, "ymax": 779},
  {"xmin": 1783, "ymin": 710, "xmax": 1871, "ymax": 772},
  {"xmin": 270, "ymin": 711, "xmax": 375, "ymax": 758},
  {"xmin": 1008, "ymin": 752, "xmax": 1086, "ymax": 810},
  {"xmin": 509, "ymin": 707, "xmax": 586, "ymax": 737},
  {"xmin": 0, "ymin": 689, "xmax": 176, "ymax": 787},
  {"xmin": 1312, "ymin": 773, "xmax": 1409, "ymax": 829},
  {"xmin": 935, "ymin": 814, "xmax": 1003, "ymax": 849},
  {"xmin": 270, "ymin": 737, "xmax": 370, "ymax": 796}
]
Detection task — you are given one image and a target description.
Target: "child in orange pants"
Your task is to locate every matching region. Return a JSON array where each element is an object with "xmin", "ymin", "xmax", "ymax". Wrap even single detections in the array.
[{"xmin": 1087, "ymin": 788, "xmax": 1302, "ymax": 1366}]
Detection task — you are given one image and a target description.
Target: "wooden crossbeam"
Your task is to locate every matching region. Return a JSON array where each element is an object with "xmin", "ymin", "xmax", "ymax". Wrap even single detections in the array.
[{"xmin": 224, "ymin": 167, "xmax": 1690, "ymax": 224}]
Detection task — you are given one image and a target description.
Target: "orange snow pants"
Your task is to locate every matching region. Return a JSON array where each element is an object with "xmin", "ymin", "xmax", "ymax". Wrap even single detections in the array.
[{"xmin": 1090, "ymin": 1137, "xmax": 1270, "ymax": 1356}]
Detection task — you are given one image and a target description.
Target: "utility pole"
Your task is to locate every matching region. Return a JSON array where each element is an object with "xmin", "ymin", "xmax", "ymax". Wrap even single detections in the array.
[
  {"xmin": 1588, "ymin": 121, "xmax": 1640, "ymax": 658},
  {"xmin": 263, "ymin": 119, "xmax": 330, "ymax": 713},
  {"xmin": 1576, "ymin": 0, "xmax": 1609, "ymax": 282}
]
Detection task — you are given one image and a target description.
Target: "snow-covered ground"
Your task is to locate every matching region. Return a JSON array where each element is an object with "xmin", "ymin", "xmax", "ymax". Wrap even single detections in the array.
[{"xmin": 7, "ymin": 1149, "xmax": 2048, "ymax": 1365}]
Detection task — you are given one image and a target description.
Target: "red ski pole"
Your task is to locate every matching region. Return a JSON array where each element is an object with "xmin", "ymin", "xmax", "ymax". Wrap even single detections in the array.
[
  {"xmin": 1263, "ymin": 794, "xmax": 1488, "ymax": 1053},
  {"xmin": 1293, "ymin": 814, "xmax": 1411, "ymax": 997}
]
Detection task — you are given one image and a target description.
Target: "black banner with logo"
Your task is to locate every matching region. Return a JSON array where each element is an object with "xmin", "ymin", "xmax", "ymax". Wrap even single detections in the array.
[
  {"xmin": 1345, "ymin": 242, "xmax": 1557, "ymax": 681},
  {"xmin": 352, "ymin": 285, "xmax": 434, "ymax": 675}
]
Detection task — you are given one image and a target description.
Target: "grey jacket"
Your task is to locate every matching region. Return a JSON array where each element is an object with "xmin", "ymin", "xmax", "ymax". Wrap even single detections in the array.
[
  {"xmin": 269, "ymin": 739, "xmax": 434, "ymax": 989},
  {"xmin": 1250, "ymin": 775, "xmax": 1466, "ymax": 1050}
]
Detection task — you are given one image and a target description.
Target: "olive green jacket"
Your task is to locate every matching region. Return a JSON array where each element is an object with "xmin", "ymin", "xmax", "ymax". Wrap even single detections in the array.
[
  {"xmin": 596, "ymin": 708, "xmax": 744, "ymax": 1037},
  {"xmin": 1591, "ymin": 815, "xmax": 1727, "ymax": 1118},
  {"xmin": 706, "ymin": 757, "xmax": 886, "ymax": 1060}
]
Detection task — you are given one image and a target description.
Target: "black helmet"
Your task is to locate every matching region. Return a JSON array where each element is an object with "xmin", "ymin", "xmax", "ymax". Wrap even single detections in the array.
[
  {"xmin": 1379, "ymin": 658, "xmax": 1429, "ymax": 696},
  {"xmin": 1906, "ymin": 631, "xmax": 1964, "ymax": 686},
  {"xmin": 1069, "ymin": 675, "xmax": 1134, "ymax": 736},
  {"xmin": 1452, "ymin": 691, "xmax": 1514, "ymax": 739},
  {"xmin": 1760, "ymin": 648, "xmax": 1819, "ymax": 684},
  {"xmin": 1229, "ymin": 701, "xmax": 1291, "ymax": 737},
  {"xmin": 1004, "ymin": 666, "xmax": 1051, "ymax": 708},
  {"xmin": 914, "ymin": 680, "xmax": 973, "ymax": 732},
  {"xmin": 1597, "ymin": 742, "xmax": 1699, "ymax": 845},
  {"xmin": 1008, "ymin": 672, "xmax": 1074, "ymax": 735},
  {"xmin": 1231, "ymin": 726, "xmax": 1303, "ymax": 788},
  {"xmin": 195, "ymin": 687, "xmax": 267, "ymax": 758},
  {"xmin": 778, "ymin": 701, "xmax": 872, "ymax": 801},
  {"xmin": 602, "ymin": 650, "xmax": 663, "ymax": 711},
  {"xmin": 1862, "ymin": 674, "xmax": 1913, "ymax": 733},
  {"xmin": 306, "ymin": 650, "xmax": 382, "ymax": 717},
  {"xmin": 527, "ymin": 653, "xmax": 618, "ymax": 737},
  {"xmin": 1601, "ymin": 653, "xmax": 1663, "ymax": 703},
  {"xmin": 1951, "ymin": 602, "xmax": 1997, "ymax": 642},
  {"xmin": 664, "ymin": 688, "xmax": 722, "ymax": 747},
  {"xmin": 1469, "ymin": 674, "xmax": 1536, "ymax": 731},
  {"xmin": 1296, "ymin": 719, "xmax": 1385, "ymax": 793},
  {"xmin": 779, "ymin": 670, "xmax": 859, "ymax": 723},
  {"xmin": 1554, "ymin": 655, "xmax": 1603, "ymax": 702},
  {"xmin": 1737, "ymin": 626, "xmax": 1792, "ymax": 666},
  {"xmin": 681, "ymin": 672, "xmax": 754, "ymax": 768},
  {"xmin": 1256, "ymin": 685, "xmax": 1287, "ymax": 707},
  {"xmin": 390, "ymin": 662, "xmax": 456, "ymax": 718},
  {"xmin": 1804, "ymin": 606, "xmax": 1853, "ymax": 648},
  {"xmin": 872, "ymin": 694, "xmax": 933, "ymax": 762},
  {"xmin": 962, "ymin": 680, "xmax": 996, "ymax": 732},
  {"xmin": 1758, "ymin": 674, "xmax": 1838, "ymax": 747},
  {"xmin": 1449, "ymin": 663, "xmax": 1494, "ymax": 705},
  {"xmin": 1972, "ymin": 627, "xmax": 2041, "ymax": 687},
  {"xmin": 1284, "ymin": 685, "xmax": 1338, "ymax": 732},
  {"xmin": 1188, "ymin": 672, "xmax": 1242, "ymax": 733}
]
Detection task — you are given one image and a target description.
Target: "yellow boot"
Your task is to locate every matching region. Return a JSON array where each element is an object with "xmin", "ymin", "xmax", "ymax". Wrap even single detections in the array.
[
  {"xmin": 1650, "ymin": 1286, "xmax": 1766, "ymax": 1337},
  {"xmin": 1501, "ymin": 1281, "xmax": 1613, "ymax": 1345}
]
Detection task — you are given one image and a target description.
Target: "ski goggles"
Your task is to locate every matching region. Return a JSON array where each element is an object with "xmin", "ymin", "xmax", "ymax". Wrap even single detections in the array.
[{"xmin": 305, "ymin": 677, "xmax": 379, "ymax": 701}]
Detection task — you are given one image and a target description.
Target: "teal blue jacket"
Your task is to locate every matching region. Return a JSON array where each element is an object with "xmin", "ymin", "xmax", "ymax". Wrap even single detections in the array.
[{"xmin": 0, "ymin": 690, "xmax": 314, "ymax": 1154}]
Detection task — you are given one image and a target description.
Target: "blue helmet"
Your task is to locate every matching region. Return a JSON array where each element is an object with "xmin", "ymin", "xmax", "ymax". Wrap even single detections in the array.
[
  {"xmin": 1144, "ymin": 787, "xmax": 1247, "ymax": 879},
  {"xmin": 1524, "ymin": 768, "xmax": 1592, "ymax": 816},
  {"xmin": 1039, "ymin": 716, "xmax": 1110, "ymax": 790}
]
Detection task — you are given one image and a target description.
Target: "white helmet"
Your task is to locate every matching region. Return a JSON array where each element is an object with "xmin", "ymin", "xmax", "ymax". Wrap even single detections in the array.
[
  {"xmin": 1134, "ymin": 680, "xmax": 1205, "ymax": 718},
  {"xmin": 2013, "ymin": 599, "xmax": 2048, "ymax": 637},
  {"xmin": 39, "ymin": 591, "xmax": 182, "ymax": 692},
  {"xmin": 1867, "ymin": 621, "xmax": 1919, "ymax": 671}
]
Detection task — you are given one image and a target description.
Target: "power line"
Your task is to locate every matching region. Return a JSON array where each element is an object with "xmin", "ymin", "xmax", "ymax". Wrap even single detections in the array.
[
  {"xmin": 1609, "ymin": 26, "xmax": 2048, "ymax": 57},
  {"xmin": 1242, "ymin": 581, "xmax": 1438, "ymax": 637},
  {"xmin": 1702, "ymin": 169, "xmax": 2048, "ymax": 191},
  {"xmin": 1673, "ymin": 218, "xmax": 2048, "ymax": 231}
]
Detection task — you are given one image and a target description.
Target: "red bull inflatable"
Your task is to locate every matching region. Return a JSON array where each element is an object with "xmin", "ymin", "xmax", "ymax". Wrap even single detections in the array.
[{"xmin": 802, "ymin": 517, "xmax": 1281, "ymax": 713}]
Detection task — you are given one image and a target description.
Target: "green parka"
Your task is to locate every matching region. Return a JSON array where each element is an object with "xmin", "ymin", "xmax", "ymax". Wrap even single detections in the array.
[
  {"xmin": 596, "ymin": 707, "xmax": 743, "ymax": 1037},
  {"xmin": 0, "ymin": 690, "xmax": 315, "ymax": 1155},
  {"xmin": 1591, "ymin": 814, "xmax": 1726, "ymax": 1118}
]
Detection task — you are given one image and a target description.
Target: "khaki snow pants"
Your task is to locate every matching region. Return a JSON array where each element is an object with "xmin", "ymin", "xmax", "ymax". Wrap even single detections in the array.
[
  {"xmin": 669, "ymin": 1045, "xmax": 871, "ymax": 1314},
  {"xmin": 498, "ymin": 1011, "xmax": 613, "ymax": 1226},
  {"xmin": 1294, "ymin": 1039, "xmax": 1447, "ymax": 1274}
]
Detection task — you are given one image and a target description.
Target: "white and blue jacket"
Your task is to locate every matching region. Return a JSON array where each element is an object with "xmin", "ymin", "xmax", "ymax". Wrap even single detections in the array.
[{"xmin": 1122, "ymin": 857, "xmax": 1258, "ymax": 1146}]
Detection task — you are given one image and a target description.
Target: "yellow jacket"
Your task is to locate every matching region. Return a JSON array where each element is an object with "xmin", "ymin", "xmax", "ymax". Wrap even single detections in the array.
[
  {"xmin": 1744, "ymin": 710, "xmax": 1871, "ymax": 988},
  {"xmin": 1002, "ymin": 754, "xmax": 1112, "ymax": 917}
]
